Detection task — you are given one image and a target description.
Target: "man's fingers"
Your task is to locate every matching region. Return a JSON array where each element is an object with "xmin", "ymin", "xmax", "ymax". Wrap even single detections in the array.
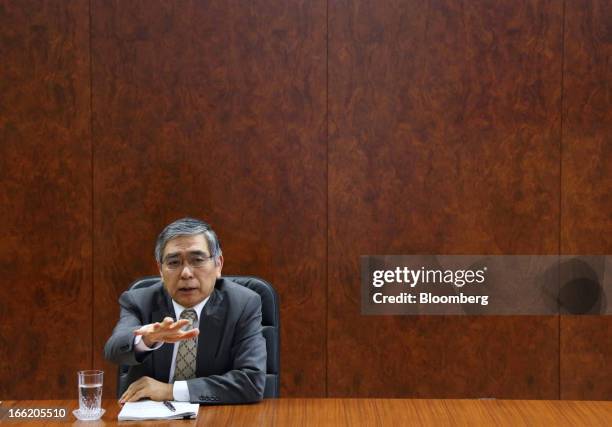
[
  {"xmin": 120, "ymin": 377, "xmax": 173, "ymax": 403},
  {"xmin": 125, "ymin": 379, "xmax": 154, "ymax": 402},
  {"xmin": 120, "ymin": 377, "xmax": 146, "ymax": 403},
  {"xmin": 121, "ymin": 384, "xmax": 139, "ymax": 403},
  {"xmin": 133, "ymin": 320, "xmax": 198, "ymax": 342},
  {"xmin": 167, "ymin": 319, "xmax": 191, "ymax": 331},
  {"xmin": 183, "ymin": 328, "xmax": 199, "ymax": 338},
  {"xmin": 133, "ymin": 322, "xmax": 160, "ymax": 336},
  {"xmin": 164, "ymin": 328, "xmax": 200, "ymax": 343},
  {"xmin": 133, "ymin": 325, "xmax": 147, "ymax": 335},
  {"xmin": 174, "ymin": 328, "xmax": 199, "ymax": 340},
  {"xmin": 126, "ymin": 389, "xmax": 143, "ymax": 402},
  {"xmin": 120, "ymin": 388, "xmax": 133, "ymax": 403}
]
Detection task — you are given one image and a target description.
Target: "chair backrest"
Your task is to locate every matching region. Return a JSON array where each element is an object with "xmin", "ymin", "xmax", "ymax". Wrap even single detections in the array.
[
  {"xmin": 116, "ymin": 275, "xmax": 280, "ymax": 398},
  {"xmin": 224, "ymin": 276, "xmax": 280, "ymax": 398}
]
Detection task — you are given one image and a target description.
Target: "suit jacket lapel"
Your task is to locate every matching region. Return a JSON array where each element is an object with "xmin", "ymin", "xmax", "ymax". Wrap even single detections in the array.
[
  {"xmin": 152, "ymin": 285, "xmax": 175, "ymax": 382},
  {"xmin": 196, "ymin": 285, "xmax": 227, "ymax": 376}
]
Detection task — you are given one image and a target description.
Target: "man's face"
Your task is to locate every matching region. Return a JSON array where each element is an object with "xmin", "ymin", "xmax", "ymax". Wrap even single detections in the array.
[{"xmin": 158, "ymin": 234, "xmax": 223, "ymax": 308}]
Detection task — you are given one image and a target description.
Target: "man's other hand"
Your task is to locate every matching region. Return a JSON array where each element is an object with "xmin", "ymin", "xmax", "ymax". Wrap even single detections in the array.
[
  {"xmin": 119, "ymin": 376, "xmax": 173, "ymax": 403},
  {"xmin": 133, "ymin": 317, "xmax": 199, "ymax": 347}
]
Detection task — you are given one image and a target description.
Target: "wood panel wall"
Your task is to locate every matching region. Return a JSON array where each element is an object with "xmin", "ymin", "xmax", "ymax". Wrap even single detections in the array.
[
  {"xmin": 328, "ymin": 0, "xmax": 562, "ymax": 399},
  {"xmin": 560, "ymin": 0, "xmax": 612, "ymax": 400},
  {"xmin": 0, "ymin": 0, "xmax": 92, "ymax": 399},
  {"xmin": 0, "ymin": 0, "xmax": 609, "ymax": 400}
]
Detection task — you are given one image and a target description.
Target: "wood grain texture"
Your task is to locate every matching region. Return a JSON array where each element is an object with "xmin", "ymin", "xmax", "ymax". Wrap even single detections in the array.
[
  {"xmin": 328, "ymin": 0, "xmax": 563, "ymax": 398},
  {"xmin": 0, "ymin": 0, "xmax": 92, "ymax": 399},
  {"xmin": 91, "ymin": 0, "xmax": 326, "ymax": 397},
  {"xmin": 560, "ymin": 0, "xmax": 612, "ymax": 400},
  {"xmin": 4, "ymin": 399, "xmax": 612, "ymax": 426}
]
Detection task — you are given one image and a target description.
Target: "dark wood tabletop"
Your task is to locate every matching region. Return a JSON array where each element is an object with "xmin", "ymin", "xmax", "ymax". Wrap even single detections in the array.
[{"xmin": 2, "ymin": 398, "xmax": 611, "ymax": 426}]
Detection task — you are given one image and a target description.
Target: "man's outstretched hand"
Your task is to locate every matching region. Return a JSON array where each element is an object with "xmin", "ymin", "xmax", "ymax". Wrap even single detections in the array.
[
  {"xmin": 119, "ymin": 376, "xmax": 173, "ymax": 403},
  {"xmin": 133, "ymin": 317, "xmax": 199, "ymax": 347}
]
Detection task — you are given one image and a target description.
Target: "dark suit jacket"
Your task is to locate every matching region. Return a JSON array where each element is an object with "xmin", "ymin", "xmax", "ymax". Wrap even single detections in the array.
[{"xmin": 104, "ymin": 277, "xmax": 266, "ymax": 404}]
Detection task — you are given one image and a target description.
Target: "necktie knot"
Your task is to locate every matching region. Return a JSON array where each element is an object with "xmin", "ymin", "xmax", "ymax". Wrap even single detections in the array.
[{"xmin": 180, "ymin": 309, "xmax": 197, "ymax": 323}]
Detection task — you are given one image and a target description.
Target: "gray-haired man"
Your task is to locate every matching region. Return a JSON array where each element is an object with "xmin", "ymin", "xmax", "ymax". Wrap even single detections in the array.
[{"xmin": 104, "ymin": 218, "xmax": 266, "ymax": 404}]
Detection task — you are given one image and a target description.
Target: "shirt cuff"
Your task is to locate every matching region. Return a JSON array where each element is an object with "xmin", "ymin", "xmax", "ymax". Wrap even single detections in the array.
[
  {"xmin": 172, "ymin": 381, "xmax": 190, "ymax": 401},
  {"xmin": 134, "ymin": 334, "xmax": 164, "ymax": 352}
]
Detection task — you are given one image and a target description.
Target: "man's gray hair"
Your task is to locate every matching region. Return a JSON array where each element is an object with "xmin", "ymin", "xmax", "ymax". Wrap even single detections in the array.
[{"xmin": 155, "ymin": 217, "xmax": 222, "ymax": 265}]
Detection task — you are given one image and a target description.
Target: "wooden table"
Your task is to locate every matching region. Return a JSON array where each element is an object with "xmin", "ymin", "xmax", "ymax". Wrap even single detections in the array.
[{"xmin": 2, "ymin": 398, "xmax": 611, "ymax": 426}]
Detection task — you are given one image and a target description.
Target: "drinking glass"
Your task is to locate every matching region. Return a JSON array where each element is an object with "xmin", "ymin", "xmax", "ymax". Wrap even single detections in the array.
[{"xmin": 77, "ymin": 370, "xmax": 104, "ymax": 419}]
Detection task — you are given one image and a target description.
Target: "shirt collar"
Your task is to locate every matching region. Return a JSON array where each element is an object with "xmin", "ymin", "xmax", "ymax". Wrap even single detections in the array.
[{"xmin": 172, "ymin": 295, "xmax": 210, "ymax": 321}]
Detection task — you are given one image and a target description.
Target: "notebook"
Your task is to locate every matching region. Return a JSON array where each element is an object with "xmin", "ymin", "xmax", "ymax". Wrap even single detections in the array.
[{"xmin": 118, "ymin": 400, "xmax": 199, "ymax": 421}]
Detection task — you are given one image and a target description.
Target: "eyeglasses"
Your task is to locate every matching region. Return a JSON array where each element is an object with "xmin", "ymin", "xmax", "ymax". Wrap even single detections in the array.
[{"xmin": 163, "ymin": 254, "xmax": 216, "ymax": 270}]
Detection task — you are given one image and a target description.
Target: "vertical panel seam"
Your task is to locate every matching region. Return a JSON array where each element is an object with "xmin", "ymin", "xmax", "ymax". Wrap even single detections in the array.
[
  {"xmin": 558, "ymin": 0, "xmax": 567, "ymax": 401},
  {"xmin": 325, "ymin": 0, "xmax": 329, "ymax": 398},
  {"xmin": 89, "ymin": 0, "xmax": 95, "ymax": 371}
]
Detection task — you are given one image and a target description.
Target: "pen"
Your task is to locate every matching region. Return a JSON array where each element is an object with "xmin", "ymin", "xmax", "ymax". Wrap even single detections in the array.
[{"xmin": 163, "ymin": 401, "xmax": 176, "ymax": 412}]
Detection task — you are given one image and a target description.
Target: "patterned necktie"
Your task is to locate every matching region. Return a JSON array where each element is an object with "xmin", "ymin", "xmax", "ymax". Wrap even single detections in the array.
[{"xmin": 174, "ymin": 309, "xmax": 198, "ymax": 381}]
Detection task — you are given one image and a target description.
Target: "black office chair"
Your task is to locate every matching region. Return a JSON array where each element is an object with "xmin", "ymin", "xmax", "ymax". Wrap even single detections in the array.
[{"xmin": 116, "ymin": 275, "xmax": 280, "ymax": 398}]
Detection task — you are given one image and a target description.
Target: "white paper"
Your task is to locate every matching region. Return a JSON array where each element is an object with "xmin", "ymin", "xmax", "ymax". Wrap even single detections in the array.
[{"xmin": 118, "ymin": 400, "xmax": 199, "ymax": 421}]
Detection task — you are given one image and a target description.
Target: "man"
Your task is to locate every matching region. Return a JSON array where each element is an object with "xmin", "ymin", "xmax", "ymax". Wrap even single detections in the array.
[{"xmin": 104, "ymin": 218, "xmax": 266, "ymax": 404}]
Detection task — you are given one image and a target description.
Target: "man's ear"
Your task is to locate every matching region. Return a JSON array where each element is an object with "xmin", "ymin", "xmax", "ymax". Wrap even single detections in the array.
[
  {"xmin": 157, "ymin": 261, "xmax": 163, "ymax": 278},
  {"xmin": 216, "ymin": 255, "xmax": 224, "ymax": 277}
]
